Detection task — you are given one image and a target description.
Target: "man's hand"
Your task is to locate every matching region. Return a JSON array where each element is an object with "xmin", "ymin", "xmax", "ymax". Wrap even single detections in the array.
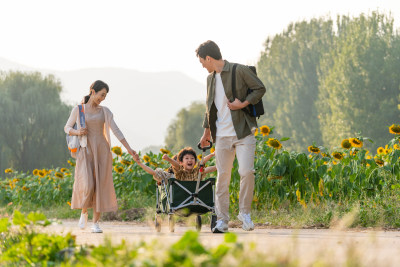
[
  {"xmin": 227, "ymin": 98, "xmax": 249, "ymax": 110},
  {"xmin": 200, "ymin": 128, "xmax": 211, "ymax": 148}
]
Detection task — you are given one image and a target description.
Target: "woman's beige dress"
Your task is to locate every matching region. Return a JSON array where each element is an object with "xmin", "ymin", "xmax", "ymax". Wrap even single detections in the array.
[{"xmin": 71, "ymin": 109, "xmax": 118, "ymax": 212}]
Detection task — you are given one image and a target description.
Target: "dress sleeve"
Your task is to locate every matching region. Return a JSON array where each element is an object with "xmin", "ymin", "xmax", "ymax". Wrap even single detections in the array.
[
  {"xmin": 107, "ymin": 108, "xmax": 125, "ymax": 141},
  {"xmin": 64, "ymin": 106, "xmax": 78, "ymax": 134}
]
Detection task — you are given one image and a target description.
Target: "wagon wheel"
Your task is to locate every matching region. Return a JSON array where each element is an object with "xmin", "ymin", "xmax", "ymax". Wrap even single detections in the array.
[
  {"xmin": 168, "ymin": 214, "xmax": 175, "ymax": 232},
  {"xmin": 196, "ymin": 215, "xmax": 202, "ymax": 232},
  {"xmin": 210, "ymin": 214, "xmax": 217, "ymax": 231},
  {"xmin": 155, "ymin": 214, "xmax": 161, "ymax": 232}
]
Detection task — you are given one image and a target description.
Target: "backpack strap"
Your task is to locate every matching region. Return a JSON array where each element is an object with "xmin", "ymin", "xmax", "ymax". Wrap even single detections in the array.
[
  {"xmin": 231, "ymin": 64, "xmax": 238, "ymax": 101},
  {"xmin": 78, "ymin": 105, "xmax": 85, "ymax": 128}
]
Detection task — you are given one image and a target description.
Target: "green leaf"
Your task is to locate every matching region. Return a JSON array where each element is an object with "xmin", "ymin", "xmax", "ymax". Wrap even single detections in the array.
[
  {"xmin": 27, "ymin": 212, "xmax": 47, "ymax": 223},
  {"xmin": 12, "ymin": 210, "xmax": 29, "ymax": 227},
  {"xmin": 0, "ymin": 218, "xmax": 10, "ymax": 233},
  {"xmin": 280, "ymin": 137, "xmax": 290, "ymax": 142},
  {"xmin": 224, "ymin": 232, "xmax": 237, "ymax": 243}
]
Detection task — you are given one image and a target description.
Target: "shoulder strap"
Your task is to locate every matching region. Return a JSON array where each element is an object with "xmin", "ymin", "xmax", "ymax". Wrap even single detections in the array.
[
  {"xmin": 231, "ymin": 64, "xmax": 238, "ymax": 100},
  {"xmin": 78, "ymin": 105, "xmax": 86, "ymax": 128}
]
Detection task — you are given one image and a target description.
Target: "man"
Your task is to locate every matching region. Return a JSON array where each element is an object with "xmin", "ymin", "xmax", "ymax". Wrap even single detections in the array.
[{"xmin": 196, "ymin": 40, "xmax": 266, "ymax": 233}]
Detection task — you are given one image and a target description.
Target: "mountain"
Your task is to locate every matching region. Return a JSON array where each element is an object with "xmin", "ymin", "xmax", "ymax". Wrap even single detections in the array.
[{"xmin": 0, "ymin": 58, "xmax": 206, "ymax": 151}]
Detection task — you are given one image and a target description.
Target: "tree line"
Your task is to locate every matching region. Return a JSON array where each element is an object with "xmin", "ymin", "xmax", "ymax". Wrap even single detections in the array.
[
  {"xmin": 165, "ymin": 12, "xmax": 400, "ymax": 153},
  {"xmin": 0, "ymin": 72, "xmax": 71, "ymax": 172}
]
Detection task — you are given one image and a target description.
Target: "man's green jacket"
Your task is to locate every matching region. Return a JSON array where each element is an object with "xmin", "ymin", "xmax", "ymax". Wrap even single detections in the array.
[{"xmin": 203, "ymin": 60, "xmax": 266, "ymax": 142}]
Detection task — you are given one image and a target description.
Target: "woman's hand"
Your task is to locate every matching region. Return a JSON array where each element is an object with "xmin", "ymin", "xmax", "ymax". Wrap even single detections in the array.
[
  {"xmin": 127, "ymin": 148, "xmax": 137, "ymax": 158},
  {"xmin": 77, "ymin": 128, "xmax": 88, "ymax": 136},
  {"xmin": 132, "ymin": 153, "xmax": 140, "ymax": 163}
]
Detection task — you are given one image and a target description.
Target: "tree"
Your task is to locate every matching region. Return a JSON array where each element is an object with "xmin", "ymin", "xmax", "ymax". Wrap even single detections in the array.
[
  {"xmin": 164, "ymin": 101, "xmax": 205, "ymax": 153},
  {"xmin": 0, "ymin": 71, "xmax": 71, "ymax": 171},
  {"xmin": 257, "ymin": 18, "xmax": 334, "ymax": 151},
  {"xmin": 317, "ymin": 12, "xmax": 400, "ymax": 150}
]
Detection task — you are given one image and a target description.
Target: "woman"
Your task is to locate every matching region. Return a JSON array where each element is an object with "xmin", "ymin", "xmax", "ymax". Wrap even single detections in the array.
[{"xmin": 64, "ymin": 80, "xmax": 136, "ymax": 233}]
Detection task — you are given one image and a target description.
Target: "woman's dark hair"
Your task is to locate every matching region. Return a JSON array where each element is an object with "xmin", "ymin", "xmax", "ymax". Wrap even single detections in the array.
[
  {"xmin": 177, "ymin": 147, "xmax": 197, "ymax": 163},
  {"xmin": 195, "ymin": 40, "xmax": 222, "ymax": 60},
  {"xmin": 83, "ymin": 80, "xmax": 109, "ymax": 104}
]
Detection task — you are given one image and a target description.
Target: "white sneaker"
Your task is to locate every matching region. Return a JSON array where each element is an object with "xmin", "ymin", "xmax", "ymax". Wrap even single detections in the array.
[
  {"xmin": 237, "ymin": 212, "xmax": 255, "ymax": 231},
  {"xmin": 78, "ymin": 212, "xmax": 88, "ymax": 229},
  {"xmin": 212, "ymin": 220, "xmax": 228, "ymax": 233},
  {"xmin": 91, "ymin": 222, "xmax": 103, "ymax": 233}
]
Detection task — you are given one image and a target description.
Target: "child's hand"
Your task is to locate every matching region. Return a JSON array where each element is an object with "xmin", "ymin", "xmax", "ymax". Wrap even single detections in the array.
[
  {"xmin": 132, "ymin": 153, "xmax": 140, "ymax": 163},
  {"xmin": 162, "ymin": 154, "xmax": 170, "ymax": 161}
]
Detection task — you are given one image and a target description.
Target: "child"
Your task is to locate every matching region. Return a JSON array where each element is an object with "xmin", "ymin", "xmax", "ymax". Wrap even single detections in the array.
[
  {"xmin": 162, "ymin": 147, "xmax": 216, "ymax": 181},
  {"xmin": 132, "ymin": 154, "xmax": 176, "ymax": 183}
]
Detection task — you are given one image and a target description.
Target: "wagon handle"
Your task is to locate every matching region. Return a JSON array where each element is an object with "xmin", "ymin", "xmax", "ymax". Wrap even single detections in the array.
[{"xmin": 197, "ymin": 141, "xmax": 213, "ymax": 152}]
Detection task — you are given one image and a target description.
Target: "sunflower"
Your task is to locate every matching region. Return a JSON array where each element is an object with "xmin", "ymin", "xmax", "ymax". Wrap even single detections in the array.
[
  {"xmin": 254, "ymin": 128, "xmax": 259, "ymax": 136},
  {"xmin": 60, "ymin": 168, "xmax": 68, "ymax": 173},
  {"xmin": 114, "ymin": 166, "xmax": 124, "ymax": 174},
  {"xmin": 210, "ymin": 147, "xmax": 215, "ymax": 153},
  {"xmin": 307, "ymin": 145, "xmax": 320, "ymax": 154},
  {"xmin": 67, "ymin": 160, "xmax": 76, "ymax": 167},
  {"xmin": 4, "ymin": 168, "xmax": 13, "ymax": 174},
  {"xmin": 321, "ymin": 152, "xmax": 330, "ymax": 158},
  {"xmin": 55, "ymin": 172, "xmax": 63, "ymax": 178},
  {"xmin": 350, "ymin": 149, "xmax": 359, "ymax": 156},
  {"xmin": 349, "ymin": 138, "xmax": 363, "ymax": 148},
  {"xmin": 375, "ymin": 158, "xmax": 384, "ymax": 167},
  {"xmin": 331, "ymin": 151, "xmax": 344, "ymax": 160},
  {"xmin": 389, "ymin": 124, "xmax": 400, "ymax": 134},
  {"xmin": 197, "ymin": 154, "xmax": 202, "ymax": 161},
  {"xmin": 143, "ymin": 155, "xmax": 151, "ymax": 163},
  {"xmin": 112, "ymin": 146, "xmax": 123, "ymax": 156},
  {"xmin": 22, "ymin": 186, "xmax": 29, "ymax": 191},
  {"xmin": 32, "ymin": 169, "xmax": 39, "ymax": 176},
  {"xmin": 394, "ymin": 144, "xmax": 400, "ymax": 150},
  {"xmin": 260, "ymin": 125, "xmax": 271, "ymax": 136},
  {"xmin": 160, "ymin": 148, "xmax": 170, "ymax": 154},
  {"xmin": 38, "ymin": 170, "xmax": 46, "ymax": 178},
  {"xmin": 341, "ymin": 139, "xmax": 352, "ymax": 149},
  {"xmin": 120, "ymin": 159, "xmax": 132, "ymax": 166},
  {"xmin": 150, "ymin": 162, "xmax": 158, "ymax": 168},
  {"xmin": 267, "ymin": 138, "xmax": 282, "ymax": 149},
  {"xmin": 67, "ymin": 201, "xmax": 71, "ymax": 207},
  {"xmin": 377, "ymin": 147, "xmax": 385, "ymax": 154}
]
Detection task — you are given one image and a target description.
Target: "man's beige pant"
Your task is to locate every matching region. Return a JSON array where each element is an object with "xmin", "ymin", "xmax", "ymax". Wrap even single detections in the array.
[{"xmin": 215, "ymin": 134, "xmax": 256, "ymax": 223}]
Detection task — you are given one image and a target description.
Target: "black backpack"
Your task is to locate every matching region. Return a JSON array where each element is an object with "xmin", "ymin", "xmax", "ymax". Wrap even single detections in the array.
[{"xmin": 232, "ymin": 64, "xmax": 265, "ymax": 118}]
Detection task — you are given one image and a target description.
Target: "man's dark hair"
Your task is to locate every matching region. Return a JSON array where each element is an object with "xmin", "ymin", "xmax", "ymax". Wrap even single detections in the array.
[
  {"xmin": 178, "ymin": 147, "xmax": 197, "ymax": 163},
  {"xmin": 195, "ymin": 40, "xmax": 222, "ymax": 60}
]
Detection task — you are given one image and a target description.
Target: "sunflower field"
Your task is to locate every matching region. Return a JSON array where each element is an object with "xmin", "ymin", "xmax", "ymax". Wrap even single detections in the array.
[{"xmin": 2, "ymin": 124, "xmax": 400, "ymax": 226}]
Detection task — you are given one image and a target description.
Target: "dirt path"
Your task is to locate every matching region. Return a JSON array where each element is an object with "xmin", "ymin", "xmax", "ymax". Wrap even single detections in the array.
[{"xmin": 44, "ymin": 220, "xmax": 400, "ymax": 266}]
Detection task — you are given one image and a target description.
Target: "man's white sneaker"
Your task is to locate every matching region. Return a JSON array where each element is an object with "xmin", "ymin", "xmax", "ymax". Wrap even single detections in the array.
[
  {"xmin": 78, "ymin": 212, "xmax": 88, "ymax": 229},
  {"xmin": 212, "ymin": 220, "xmax": 228, "ymax": 233},
  {"xmin": 91, "ymin": 222, "xmax": 103, "ymax": 233},
  {"xmin": 237, "ymin": 212, "xmax": 255, "ymax": 231}
]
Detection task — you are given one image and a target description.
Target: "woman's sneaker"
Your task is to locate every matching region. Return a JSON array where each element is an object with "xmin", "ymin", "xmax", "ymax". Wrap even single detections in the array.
[
  {"xmin": 212, "ymin": 220, "xmax": 228, "ymax": 233},
  {"xmin": 237, "ymin": 212, "xmax": 255, "ymax": 231},
  {"xmin": 91, "ymin": 222, "xmax": 103, "ymax": 233},
  {"xmin": 78, "ymin": 212, "xmax": 88, "ymax": 229}
]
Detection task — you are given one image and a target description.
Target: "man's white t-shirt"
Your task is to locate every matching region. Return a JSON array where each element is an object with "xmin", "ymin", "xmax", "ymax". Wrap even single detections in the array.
[{"xmin": 214, "ymin": 73, "xmax": 236, "ymax": 137}]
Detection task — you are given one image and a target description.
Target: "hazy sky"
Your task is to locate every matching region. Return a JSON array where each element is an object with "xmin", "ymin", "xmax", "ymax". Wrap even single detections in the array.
[{"xmin": 1, "ymin": 0, "xmax": 399, "ymax": 84}]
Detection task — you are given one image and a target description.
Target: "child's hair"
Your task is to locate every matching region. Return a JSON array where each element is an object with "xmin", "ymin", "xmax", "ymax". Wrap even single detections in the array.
[
  {"xmin": 167, "ymin": 155, "xmax": 178, "ymax": 174},
  {"xmin": 177, "ymin": 147, "xmax": 197, "ymax": 163}
]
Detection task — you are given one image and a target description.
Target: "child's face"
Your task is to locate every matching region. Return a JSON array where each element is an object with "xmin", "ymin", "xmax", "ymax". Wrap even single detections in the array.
[{"xmin": 180, "ymin": 154, "xmax": 196, "ymax": 170}]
